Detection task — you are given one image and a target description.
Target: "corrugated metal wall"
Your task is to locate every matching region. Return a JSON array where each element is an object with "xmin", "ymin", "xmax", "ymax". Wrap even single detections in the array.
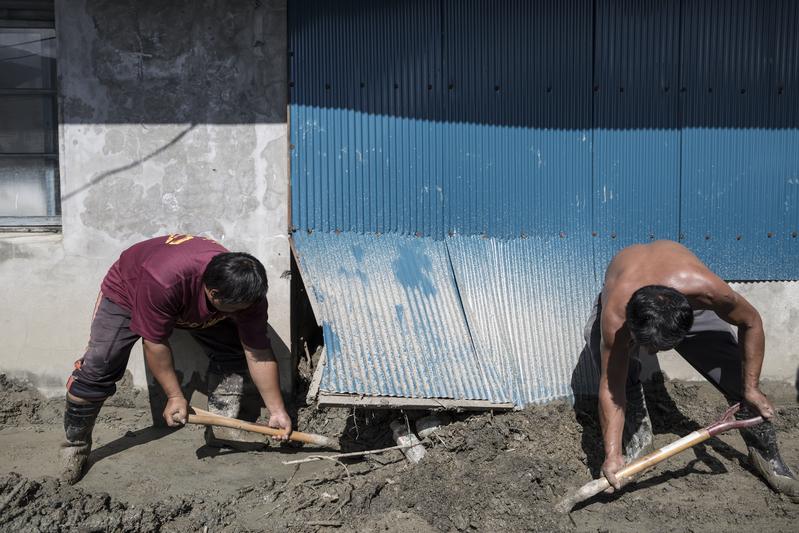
[
  {"xmin": 592, "ymin": 0, "xmax": 682, "ymax": 272},
  {"xmin": 289, "ymin": 0, "xmax": 799, "ymax": 406},
  {"xmin": 680, "ymin": 0, "xmax": 799, "ymax": 279}
]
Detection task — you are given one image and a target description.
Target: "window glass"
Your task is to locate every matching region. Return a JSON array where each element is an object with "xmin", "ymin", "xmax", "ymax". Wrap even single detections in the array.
[
  {"xmin": 0, "ymin": 96, "xmax": 55, "ymax": 153},
  {"xmin": 0, "ymin": 28, "xmax": 56, "ymax": 89},
  {"xmin": 0, "ymin": 21, "xmax": 60, "ymax": 225},
  {"xmin": 0, "ymin": 158, "xmax": 59, "ymax": 217}
]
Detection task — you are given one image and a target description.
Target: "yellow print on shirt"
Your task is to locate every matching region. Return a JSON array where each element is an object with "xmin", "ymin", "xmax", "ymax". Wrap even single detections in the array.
[
  {"xmin": 165, "ymin": 234, "xmax": 194, "ymax": 245},
  {"xmin": 165, "ymin": 234, "xmax": 220, "ymax": 246}
]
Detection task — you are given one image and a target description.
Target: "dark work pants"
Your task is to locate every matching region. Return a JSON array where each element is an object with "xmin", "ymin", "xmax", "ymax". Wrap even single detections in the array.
[{"xmin": 67, "ymin": 297, "xmax": 247, "ymax": 400}]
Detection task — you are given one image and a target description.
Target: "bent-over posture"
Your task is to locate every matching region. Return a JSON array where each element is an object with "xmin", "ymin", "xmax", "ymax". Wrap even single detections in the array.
[
  {"xmin": 583, "ymin": 240, "xmax": 797, "ymax": 501},
  {"xmin": 61, "ymin": 234, "xmax": 290, "ymax": 484}
]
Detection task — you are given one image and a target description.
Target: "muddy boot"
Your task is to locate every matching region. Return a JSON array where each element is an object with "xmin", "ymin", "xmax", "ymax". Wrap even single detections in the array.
[
  {"xmin": 623, "ymin": 384, "xmax": 654, "ymax": 461},
  {"xmin": 204, "ymin": 372, "xmax": 267, "ymax": 451},
  {"xmin": 59, "ymin": 398, "xmax": 102, "ymax": 485},
  {"xmin": 738, "ymin": 408, "xmax": 799, "ymax": 503}
]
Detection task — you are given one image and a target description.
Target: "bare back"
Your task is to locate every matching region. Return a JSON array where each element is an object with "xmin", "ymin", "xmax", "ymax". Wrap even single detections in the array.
[{"xmin": 601, "ymin": 240, "xmax": 733, "ymax": 332}]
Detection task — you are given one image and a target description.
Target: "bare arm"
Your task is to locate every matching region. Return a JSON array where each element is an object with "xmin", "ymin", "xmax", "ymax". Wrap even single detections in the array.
[
  {"xmin": 709, "ymin": 288, "xmax": 774, "ymax": 419},
  {"xmin": 142, "ymin": 339, "xmax": 187, "ymax": 426},
  {"xmin": 598, "ymin": 314, "xmax": 632, "ymax": 489},
  {"xmin": 243, "ymin": 344, "xmax": 292, "ymax": 439}
]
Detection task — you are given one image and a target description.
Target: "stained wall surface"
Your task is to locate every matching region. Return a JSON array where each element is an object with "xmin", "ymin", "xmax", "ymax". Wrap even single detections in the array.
[{"xmin": 0, "ymin": 0, "xmax": 291, "ymax": 396}]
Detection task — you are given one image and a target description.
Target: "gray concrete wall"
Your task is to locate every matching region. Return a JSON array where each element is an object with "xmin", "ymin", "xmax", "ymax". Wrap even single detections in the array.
[{"xmin": 0, "ymin": 0, "xmax": 290, "ymax": 397}]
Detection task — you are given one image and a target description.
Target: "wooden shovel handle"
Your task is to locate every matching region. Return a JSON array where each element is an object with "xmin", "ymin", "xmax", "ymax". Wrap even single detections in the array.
[
  {"xmin": 554, "ymin": 429, "xmax": 711, "ymax": 513},
  {"xmin": 186, "ymin": 407, "xmax": 337, "ymax": 448},
  {"xmin": 556, "ymin": 408, "xmax": 763, "ymax": 513}
]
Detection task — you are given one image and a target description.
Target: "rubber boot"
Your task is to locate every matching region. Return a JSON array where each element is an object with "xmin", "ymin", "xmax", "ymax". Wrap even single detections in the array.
[
  {"xmin": 737, "ymin": 407, "xmax": 799, "ymax": 503},
  {"xmin": 59, "ymin": 398, "xmax": 103, "ymax": 485},
  {"xmin": 623, "ymin": 383, "xmax": 655, "ymax": 461},
  {"xmin": 204, "ymin": 372, "xmax": 267, "ymax": 451}
]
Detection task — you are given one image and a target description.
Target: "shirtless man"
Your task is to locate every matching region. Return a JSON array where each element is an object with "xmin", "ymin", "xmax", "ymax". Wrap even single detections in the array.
[{"xmin": 583, "ymin": 240, "xmax": 798, "ymax": 501}]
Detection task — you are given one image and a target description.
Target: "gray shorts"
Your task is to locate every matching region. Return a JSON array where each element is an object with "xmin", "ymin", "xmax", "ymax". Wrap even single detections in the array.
[{"xmin": 582, "ymin": 294, "xmax": 745, "ymax": 402}]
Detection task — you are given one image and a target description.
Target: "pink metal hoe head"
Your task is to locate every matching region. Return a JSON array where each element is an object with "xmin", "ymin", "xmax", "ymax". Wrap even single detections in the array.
[{"xmin": 706, "ymin": 402, "xmax": 764, "ymax": 437}]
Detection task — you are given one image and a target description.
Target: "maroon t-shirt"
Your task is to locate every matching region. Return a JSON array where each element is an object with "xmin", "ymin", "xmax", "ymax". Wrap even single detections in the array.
[{"xmin": 100, "ymin": 234, "xmax": 271, "ymax": 349}]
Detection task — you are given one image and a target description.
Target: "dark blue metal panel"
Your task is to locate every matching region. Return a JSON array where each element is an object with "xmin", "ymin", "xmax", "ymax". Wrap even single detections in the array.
[
  {"xmin": 289, "ymin": 1, "xmax": 799, "ymax": 408},
  {"xmin": 592, "ymin": 0, "xmax": 682, "ymax": 276},
  {"xmin": 679, "ymin": 0, "xmax": 799, "ymax": 279},
  {"xmin": 290, "ymin": 0, "xmax": 444, "ymax": 237},
  {"xmin": 290, "ymin": 0, "xmax": 594, "ymax": 241},
  {"xmin": 441, "ymin": 0, "xmax": 593, "ymax": 240}
]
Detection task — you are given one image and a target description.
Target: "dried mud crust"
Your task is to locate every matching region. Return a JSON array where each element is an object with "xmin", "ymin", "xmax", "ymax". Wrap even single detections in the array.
[
  {"xmin": 1, "ymin": 375, "xmax": 798, "ymax": 532},
  {"xmin": 0, "ymin": 374, "xmax": 61, "ymax": 427},
  {"xmin": 0, "ymin": 373, "xmax": 149, "ymax": 430}
]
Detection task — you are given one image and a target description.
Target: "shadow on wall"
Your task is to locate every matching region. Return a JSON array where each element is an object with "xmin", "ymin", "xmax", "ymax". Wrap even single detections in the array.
[
  {"xmin": 60, "ymin": 0, "xmax": 288, "ymax": 125},
  {"xmin": 61, "ymin": 125, "xmax": 196, "ymax": 201},
  {"xmin": 290, "ymin": 0, "xmax": 799, "ymax": 131}
]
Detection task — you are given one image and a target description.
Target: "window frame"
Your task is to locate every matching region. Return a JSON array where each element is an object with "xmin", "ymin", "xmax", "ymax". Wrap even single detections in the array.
[{"xmin": 0, "ymin": 8, "xmax": 61, "ymax": 231}]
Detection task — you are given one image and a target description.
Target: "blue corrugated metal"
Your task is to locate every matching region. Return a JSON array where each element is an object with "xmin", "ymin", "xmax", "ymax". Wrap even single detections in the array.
[
  {"xmin": 290, "ymin": 0, "xmax": 444, "ymax": 237},
  {"xmin": 447, "ymin": 235, "xmax": 600, "ymax": 405},
  {"xmin": 441, "ymin": 0, "xmax": 593, "ymax": 239},
  {"xmin": 679, "ymin": 0, "xmax": 799, "ymax": 279},
  {"xmin": 290, "ymin": 0, "xmax": 799, "ymax": 408},
  {"xmin": 292, "ymin": 231, "xmax": 511, "ymax": 403},
  {"xmin": 290, "ymin": 0, "xmax": 594, "ymax": 241},
  {"xmin": 592, "ymin": 0, "xmax": 682, "ymax": 274}
]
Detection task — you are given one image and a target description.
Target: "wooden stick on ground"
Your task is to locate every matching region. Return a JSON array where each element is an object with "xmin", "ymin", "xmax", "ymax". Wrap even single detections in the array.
[{"xmin": 281, "ymin": 443, "xmax": 413, "ymax": 465}]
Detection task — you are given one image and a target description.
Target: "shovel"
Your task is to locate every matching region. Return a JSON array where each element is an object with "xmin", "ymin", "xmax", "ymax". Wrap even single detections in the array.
[
  {"xmin": 186, "ymin": 407, "xmax": 338, "ymax": 449},
  {"xmin": 555, "ymin": 403, "xmax": 763, "ymax": 513}
]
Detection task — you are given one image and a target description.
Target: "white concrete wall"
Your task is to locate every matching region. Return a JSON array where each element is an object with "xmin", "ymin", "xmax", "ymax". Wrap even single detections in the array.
[{"xmin": 0, "ymin": 0, "xmax": 290, "ymax": 396}]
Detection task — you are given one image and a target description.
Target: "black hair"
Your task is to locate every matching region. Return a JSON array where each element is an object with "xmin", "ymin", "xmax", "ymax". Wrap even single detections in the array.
[
  {"xmin": 625, "ymin": 285, "xmax": 694, "ymax": 351},
  {"xmin": 202, "ymin": 252, "xmax": 268, "ymax": 305}
]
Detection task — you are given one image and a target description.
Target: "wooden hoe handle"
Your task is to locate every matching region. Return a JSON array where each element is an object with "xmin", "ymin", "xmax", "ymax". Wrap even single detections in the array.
[{"xmin": 186, "ymin": 407, "xmax": 337, "ymax": 448}]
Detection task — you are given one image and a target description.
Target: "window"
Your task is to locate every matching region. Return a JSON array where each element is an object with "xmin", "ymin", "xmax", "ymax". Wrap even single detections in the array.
[{"xmin": 0, "ymin": 2, "xmax": 59, "ymax": 229}]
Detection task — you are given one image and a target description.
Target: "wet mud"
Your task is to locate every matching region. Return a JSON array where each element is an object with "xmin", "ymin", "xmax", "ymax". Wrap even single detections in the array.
[{"xmin": 1, "ymin": 374, "xmax": 797, "ymax": 532}]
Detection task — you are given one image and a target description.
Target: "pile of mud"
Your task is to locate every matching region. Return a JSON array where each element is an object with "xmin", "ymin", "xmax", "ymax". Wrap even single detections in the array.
[
  {"xmin": 0, "ymin": 374, "xmax": 60, "ymax": 427},
  {"xmin": 0, "ymin": 372, "xmax": 146, "ymax": 429},
  {"xmin": 1, "ymin": 375, "xmax": 798, "ymax": 532},
  {"xmin": 0, "ymin": 472, "xmax": 234, "ymax": 532}
]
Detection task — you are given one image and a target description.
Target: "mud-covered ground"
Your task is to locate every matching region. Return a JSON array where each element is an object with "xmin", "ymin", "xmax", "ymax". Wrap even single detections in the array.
[{"xmin": 1, "ymin": 373, "xmax": 797, "ymax": 532}]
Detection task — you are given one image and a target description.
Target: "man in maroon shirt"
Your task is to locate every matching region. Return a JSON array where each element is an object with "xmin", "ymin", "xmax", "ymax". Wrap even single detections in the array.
[{"xmin": 60, "ymin": 234, "xmax": 291, "ymax": 484}]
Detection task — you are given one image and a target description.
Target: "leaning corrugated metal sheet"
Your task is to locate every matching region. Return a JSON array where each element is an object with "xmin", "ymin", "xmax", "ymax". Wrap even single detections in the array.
[
  {"xmin": 294, "ymin": 232, "xmax": 601, "ymax": 407},
  {"xmin": 448, "ymin": 236, "xmax": 599, "ymax": 405},
  {"xmin": 293, "ymin": 231, "xmax": 513, "ymax": 406}
]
